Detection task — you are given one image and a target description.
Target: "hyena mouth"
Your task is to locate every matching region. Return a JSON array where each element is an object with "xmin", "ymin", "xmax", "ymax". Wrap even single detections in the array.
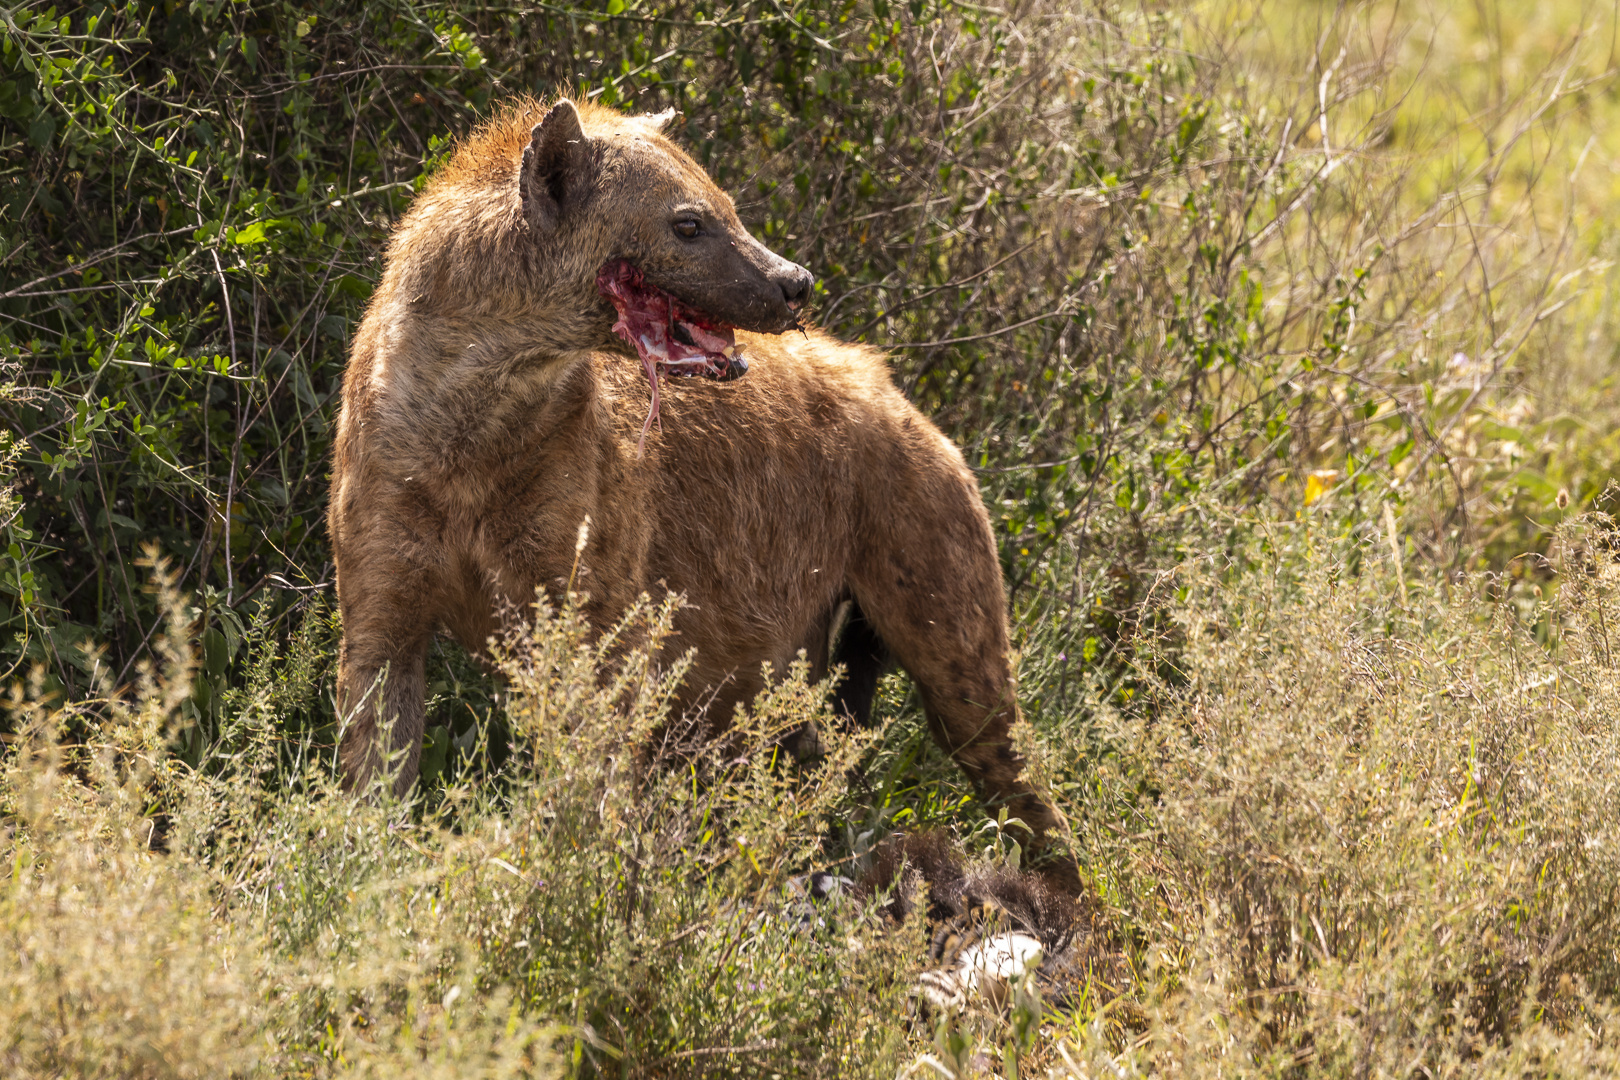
[{"xmin": 597, "ymin": 259, "xmax": 748, "ymax": 453}]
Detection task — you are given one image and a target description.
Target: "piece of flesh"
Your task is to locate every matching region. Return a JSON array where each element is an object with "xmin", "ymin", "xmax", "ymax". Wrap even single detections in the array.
[{"xmin": 596, "ymin": 259, "xmax": 748, "ymax": 453}]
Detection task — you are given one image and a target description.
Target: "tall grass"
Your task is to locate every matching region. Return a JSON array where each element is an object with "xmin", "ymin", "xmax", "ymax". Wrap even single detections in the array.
[
  {"xmin": 3, "ymin": 569, "xmax": 927, "ymax": 1077},
  {"xmin": 1040, "ymin": 510, "xmax": 1620, "ymax": 1076},
  {"xmin": 13, "ymin": 519, "xmax": 1620, "ymax": 1076}
]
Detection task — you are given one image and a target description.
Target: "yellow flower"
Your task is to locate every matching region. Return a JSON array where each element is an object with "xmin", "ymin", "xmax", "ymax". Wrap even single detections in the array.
[{"xmin": 1304, "ymin": 469, "xmax": 1340, "ymax": 506}]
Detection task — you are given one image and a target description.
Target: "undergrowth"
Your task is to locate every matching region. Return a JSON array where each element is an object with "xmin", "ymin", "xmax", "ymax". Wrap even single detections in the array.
[
  {"xmin": 1046, "ymin": 510, "xmax": 1620, "ymax": 1076},
  {"xmin": 3, "ymin": 564, "xmax": 921, "ymax": 1078},
  {"xmin": 13, "ymin": 514, "xmax": 1620, "ymax": 1076}
]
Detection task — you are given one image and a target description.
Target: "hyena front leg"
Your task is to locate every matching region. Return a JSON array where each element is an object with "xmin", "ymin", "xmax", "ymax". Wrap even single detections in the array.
[{"xmin": 335, "ymin": 571, "xmax": 434, "ymax": 797}]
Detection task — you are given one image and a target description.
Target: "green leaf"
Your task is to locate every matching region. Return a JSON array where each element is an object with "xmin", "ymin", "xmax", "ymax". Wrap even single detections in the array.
[
  {"xmin": 420, "ymin": 725, "xmax": 451, "ymax": 785},
  {"xmin": 231, "ymin": 219, "xmax": 289, "ymax": 245},
  {"xmin": 27, "ymin": 116, "xmax": 55, "ymax": 148},
  {"xmin": 203, "ymin": 627, "xmax": 229, "ymax": 679},
  {"xmin": 334, "ymin": 274, "xmax": 374, "ymax": 300}
]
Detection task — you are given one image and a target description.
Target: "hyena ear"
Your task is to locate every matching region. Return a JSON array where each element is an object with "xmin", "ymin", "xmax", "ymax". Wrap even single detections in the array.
[{"xmin": 519, "ymin": 100, "xmax": 592, "ymax": 233}]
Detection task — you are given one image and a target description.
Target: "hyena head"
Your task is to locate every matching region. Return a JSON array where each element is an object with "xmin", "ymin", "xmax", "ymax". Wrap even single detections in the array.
[{"xmin": 520, "ymin": 98, "xmax": 813, "ymax": 381}]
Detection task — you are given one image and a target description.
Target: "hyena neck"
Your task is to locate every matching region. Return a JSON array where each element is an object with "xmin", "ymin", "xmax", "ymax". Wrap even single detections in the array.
[
  {"xmin": 353, "ymin": 179, "xmax": 620, "ymax": 484},
  {"xmin": 362, "ymin": 305, "xmax": 599, "ymax": 471},
  {"xmin": 374, "ymin": 207, "xmax": 609, "ymax": 390},
  {"xmin": 386, "ymin": 177, "xmax": 608, "ymax": 342}
]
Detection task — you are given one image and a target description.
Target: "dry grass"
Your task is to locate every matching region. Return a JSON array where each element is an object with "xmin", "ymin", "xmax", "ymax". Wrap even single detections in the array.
[
  {"xmin": 1036, "ymin": 508, "xmax": 1620, "ymax": 1076},
  {"xmin": 2, "ymin": 568, "xmax": 925, "ymax": 1078},
  {"xmin": 12, "ymin": 517, "xmax": 1620, "ymax": 1077}
]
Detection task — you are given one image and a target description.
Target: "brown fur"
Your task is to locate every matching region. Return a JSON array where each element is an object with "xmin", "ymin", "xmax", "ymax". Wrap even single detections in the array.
[{"xmin": 329, "ymin": 97, "xmax": 1077, "ymax": 890}]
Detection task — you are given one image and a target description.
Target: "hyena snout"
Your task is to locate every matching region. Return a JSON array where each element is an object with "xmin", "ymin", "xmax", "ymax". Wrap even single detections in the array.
[
  {"xmin": 627, "ymin": 235, "xmax": 811, "ymax": 338},
  {"xmin": 777, "ymin": 262, "xmax": 814, "ymax": 311},
  {"xmin": 756, "ymin": 242, "xmax": 813, "ymax": 310},
  {"xmin": 727, "ymin": 237, "xmax": 814, "ymax": 332}
]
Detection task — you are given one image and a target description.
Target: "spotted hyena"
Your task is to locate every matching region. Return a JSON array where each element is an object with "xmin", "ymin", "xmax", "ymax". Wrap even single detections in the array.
[{"xmin": 329, "ymin": 97, "xmax": 1076, "ymax": 888}]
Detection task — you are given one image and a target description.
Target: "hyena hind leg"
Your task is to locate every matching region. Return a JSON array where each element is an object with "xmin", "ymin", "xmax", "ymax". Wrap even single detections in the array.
[{"xmin": 849, "ymin": 489, "xmax": 1081, "ymax": 894}]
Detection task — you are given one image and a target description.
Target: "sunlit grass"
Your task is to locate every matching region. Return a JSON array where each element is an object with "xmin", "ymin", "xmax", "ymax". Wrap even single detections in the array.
[{"xmin": 1189, "ymin": 0, "xmax": 1620, "ymax": 560}]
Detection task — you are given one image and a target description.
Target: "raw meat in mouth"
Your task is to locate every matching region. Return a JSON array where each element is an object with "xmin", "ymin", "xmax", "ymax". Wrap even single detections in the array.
[{"xmin": 596, "ymin": 258, "xmax": 748, "ymax": 453}]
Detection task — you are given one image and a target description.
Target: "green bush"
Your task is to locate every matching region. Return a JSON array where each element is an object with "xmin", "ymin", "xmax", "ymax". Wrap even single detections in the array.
[{"xmin": 4, "ymin": 0, "xmax": 1535, "ymax": 705}]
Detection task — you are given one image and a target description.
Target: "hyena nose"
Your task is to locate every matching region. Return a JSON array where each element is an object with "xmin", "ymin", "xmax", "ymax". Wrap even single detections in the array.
[{"xmin": 780, "ymin": 265, "xmax": 814, "ymax": 311}]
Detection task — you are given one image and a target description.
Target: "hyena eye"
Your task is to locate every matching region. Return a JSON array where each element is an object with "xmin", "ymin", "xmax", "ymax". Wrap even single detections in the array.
[{"xmin": 672, "ymin": 218, "xmax": 701, "ymax": 240}]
